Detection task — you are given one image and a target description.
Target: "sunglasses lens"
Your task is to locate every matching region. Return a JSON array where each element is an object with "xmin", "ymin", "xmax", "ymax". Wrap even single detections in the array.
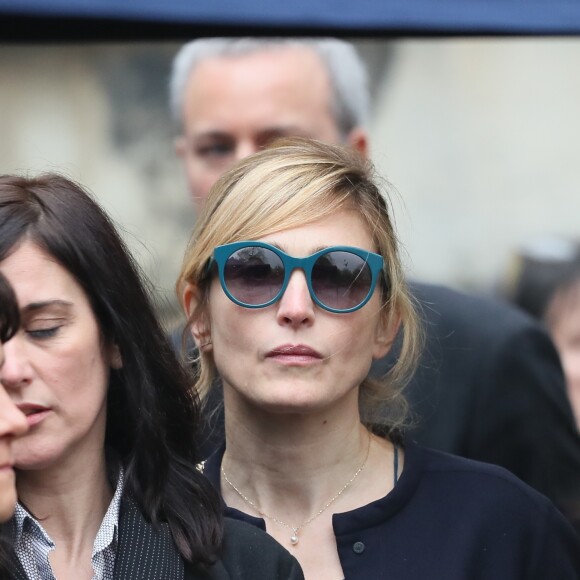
[
  {"xmin": 224, "ymin": 246, "xmax": 284, "ymax": 306},
  {"xmin": 312, "ymin": 251, "xmax": 373, "ymax": 310}
]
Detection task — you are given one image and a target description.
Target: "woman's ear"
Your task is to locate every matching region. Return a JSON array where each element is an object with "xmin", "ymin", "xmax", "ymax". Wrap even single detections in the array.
[
  {"xmin": 183, "ymin": 283, "xmax": 212, "ymax": 352},
  {"xmin": 373, "ymin": 312, "xmax": 401, "ymax": 359},
  {"xmin": 109, "ymin": 344, "xmax": 123, "ymax": 369}
]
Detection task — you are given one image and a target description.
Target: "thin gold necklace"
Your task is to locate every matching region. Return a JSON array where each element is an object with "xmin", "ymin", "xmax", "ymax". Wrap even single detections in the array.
[{"xmin": 221, "ymin": 434, "xmax": 371, "ymax": 546}]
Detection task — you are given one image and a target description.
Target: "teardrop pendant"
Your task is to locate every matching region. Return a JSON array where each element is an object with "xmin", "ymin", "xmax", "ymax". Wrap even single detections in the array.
[{"xmin": 290, "ymin": 531, "xmax": 299, "ymax": 545}]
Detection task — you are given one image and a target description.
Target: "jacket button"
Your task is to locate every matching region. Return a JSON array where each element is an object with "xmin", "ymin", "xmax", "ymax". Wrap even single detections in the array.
[{"xmin": 352, "ymin": 541, "xmax": 365, "ymax": 554}]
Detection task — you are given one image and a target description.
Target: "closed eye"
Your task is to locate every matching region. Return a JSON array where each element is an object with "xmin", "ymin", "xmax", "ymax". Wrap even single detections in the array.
[{"xmin": 26, "ymin": 326, "xmax": 62, "ymax": 340}]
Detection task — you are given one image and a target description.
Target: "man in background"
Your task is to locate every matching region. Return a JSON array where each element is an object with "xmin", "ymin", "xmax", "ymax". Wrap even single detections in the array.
[
  {"xmin": 170, "ymin": 38, "xmax": 580, "ymax": 529},
  {"xmin": 170, "ymin": 39, "xmax": 367, "ymax": 214}
]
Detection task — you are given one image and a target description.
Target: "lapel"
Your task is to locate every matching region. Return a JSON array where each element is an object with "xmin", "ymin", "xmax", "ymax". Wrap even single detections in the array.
[
  {"xmin": 8, "ymin": 557, "xmax": 28, "ymax": 580},
  {"xmin": 7, "ymin": 517, "xmax": 27, "ymax": 580},
  {"xmin": 114, "ymin": 496, "xmax": 184, "ymax": 580}
]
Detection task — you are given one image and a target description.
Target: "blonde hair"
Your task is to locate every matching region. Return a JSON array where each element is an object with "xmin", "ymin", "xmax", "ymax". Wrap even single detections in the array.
[{"xmin": 177, "ymin": 138, "xmax": 422, "ymax": 431}]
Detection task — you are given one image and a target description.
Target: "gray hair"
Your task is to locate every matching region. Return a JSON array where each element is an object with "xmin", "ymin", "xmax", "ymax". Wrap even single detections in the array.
[{"xmin": 169, "ymin": 38, "xmax": 370, "ymax": 138}]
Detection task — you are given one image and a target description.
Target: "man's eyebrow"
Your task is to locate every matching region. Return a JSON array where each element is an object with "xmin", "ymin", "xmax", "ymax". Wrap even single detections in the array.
[
  {"xmin": 189, "ymin": 130, "xmax": 233, "ymax": 140},
  {"xmin": 190, "ymin": 125, "xmax": 306, "ymax": 141},
  {"xmin": 22, "ymin": 300, "xmax": 73, "ymax": 314}
]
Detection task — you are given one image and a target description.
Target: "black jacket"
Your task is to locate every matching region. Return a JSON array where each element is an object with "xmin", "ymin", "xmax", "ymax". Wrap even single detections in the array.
[{"xmin": 376, "ymin": 282, "xmax": 580, "ymax": 529}]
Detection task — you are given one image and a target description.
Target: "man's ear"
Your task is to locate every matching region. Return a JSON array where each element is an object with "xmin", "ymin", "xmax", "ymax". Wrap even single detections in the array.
[
  {"xmin": 346, "ymin": 127, "xmax": 369, "ymax": 159},
  {"xmin": 373, "ymin": 312, "xmax": 401, "ymax": 360},
  {"xmin": 183, "ymin": 283, "xmax": 212, "ymax": 352},
  {"xmin": 174, "ymin": 135, "xmax": 187, "ymax": 159}
]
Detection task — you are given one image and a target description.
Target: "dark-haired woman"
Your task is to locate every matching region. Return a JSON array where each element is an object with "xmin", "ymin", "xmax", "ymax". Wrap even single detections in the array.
[
  {"xmin": 0, "ymin": 272, "xmax": 27, "ymax": 523},
  {"xmin": 0, "ymin": 174, "xmax": 302, "ymax": 579}
]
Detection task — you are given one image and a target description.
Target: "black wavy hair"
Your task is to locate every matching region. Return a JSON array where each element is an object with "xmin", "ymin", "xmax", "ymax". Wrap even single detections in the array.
[
  {"xmin": 0, "ymin": 272, "xmax": 19, "ymax": 344},
  {"xmin": 0, "ymin": 173, "xmax": 222, "ymax": 570},
  {"xmin": 0, "ymin": 273, "xmax": 20, "ymax": 571}
]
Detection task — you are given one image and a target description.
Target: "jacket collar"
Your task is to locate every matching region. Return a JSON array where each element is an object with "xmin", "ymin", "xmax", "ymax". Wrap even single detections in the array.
[{"xmin": 114, "ymin": 495, "xmax": 184, "ymax": 580}]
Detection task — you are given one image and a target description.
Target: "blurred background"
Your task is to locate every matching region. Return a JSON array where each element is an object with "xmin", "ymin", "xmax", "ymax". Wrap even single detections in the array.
[{"xmin": 1, "ymin": 38, "xmax": 578, "ymax": 322}]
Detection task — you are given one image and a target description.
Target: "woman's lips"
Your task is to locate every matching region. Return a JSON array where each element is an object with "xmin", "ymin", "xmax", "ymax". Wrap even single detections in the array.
[
  {"xmin": 266, "ymin": 344, "xmax": 323, "ymax": 365},
  {"xmin": 0, "ymin": 460, "xmax": 14, "ymax": 472},
  {"xmin": 16, "ymin": 404, "xmax": 51, "ymax": 427}
]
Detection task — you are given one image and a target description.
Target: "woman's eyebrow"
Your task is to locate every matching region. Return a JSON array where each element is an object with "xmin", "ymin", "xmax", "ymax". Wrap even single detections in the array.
[
  {"xmin": 22, "ymin": 300, "xmax": 73, "ymax": 315},
  {"xmin": 267, "ymin": 242, "xmax": 330, "ymax": 254},
  {"xmin": 266, "ymin": 241, "xmax": 285, "ymax": 251}
]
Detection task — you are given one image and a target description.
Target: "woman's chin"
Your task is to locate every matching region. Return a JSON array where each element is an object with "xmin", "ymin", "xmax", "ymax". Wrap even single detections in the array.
[
  {"xmin": 0, "ymin": 480, "xmax": 17, "ymax": 522},
  {"xmin": 13, "ymin": 446, "xmax": 61, "ymax": 472},
  {"xmin": 247, "ymin": 390, "xmax": 345, "ymax": 417},
  {"xmin": 226, "ymin": 377, "xmax": 359, "ymax": 418}
]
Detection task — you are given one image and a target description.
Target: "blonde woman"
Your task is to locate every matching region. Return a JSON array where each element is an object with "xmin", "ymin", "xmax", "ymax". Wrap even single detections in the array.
[{"xmin": 179, "ymin": 138, "xmax": 580, "ymax": 580}]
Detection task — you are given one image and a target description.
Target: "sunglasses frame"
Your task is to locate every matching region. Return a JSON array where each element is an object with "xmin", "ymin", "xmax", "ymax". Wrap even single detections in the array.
[{"xmin": 212, "ymin": 241, "xmax": 384, "ymax": 313}]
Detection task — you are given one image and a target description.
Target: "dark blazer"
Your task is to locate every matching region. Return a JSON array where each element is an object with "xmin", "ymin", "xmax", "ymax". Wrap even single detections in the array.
[
  {"xmin": 8, "ymin": 496, "xmax": 303, "ymax": 580},
  {"xmin": 374, "ymin": 282, "xmax": 580, "ymax": 529},
  {"xmin": 186, "ymin": 281, "xmax": 580, "ymax": 531}
]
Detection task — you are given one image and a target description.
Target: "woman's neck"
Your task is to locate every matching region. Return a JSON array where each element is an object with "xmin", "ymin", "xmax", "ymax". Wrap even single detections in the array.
[
  {"xmin": 221, "ymin": 387, "xmax": 399, "ymax": 580},
  {"xmin": 222, "ymin": 389, "xmax": 375, "ymax": 521},
  {"xmin": 16, "ymin": 450, "xmax": 113, "ymax": 552}
]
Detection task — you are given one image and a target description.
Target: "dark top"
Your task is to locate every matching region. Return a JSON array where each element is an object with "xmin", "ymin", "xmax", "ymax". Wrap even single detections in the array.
[{"xmin": 204, "ymin": 441, "xmax": 580, "ymax": 580}]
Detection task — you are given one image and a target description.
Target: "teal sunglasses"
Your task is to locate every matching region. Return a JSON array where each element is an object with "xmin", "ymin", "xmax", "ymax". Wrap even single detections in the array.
[{"xmin": 212, "ymin": 241, "xmax": 384, "ymax": 313}]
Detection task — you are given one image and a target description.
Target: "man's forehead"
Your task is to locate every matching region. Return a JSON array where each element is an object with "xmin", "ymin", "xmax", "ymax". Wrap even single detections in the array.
[
  {"xmin": 182, "ymin": 46, "xmax": 337, "ymax": 136},
  {"xmin": 194, "ymin": 45, "xmax": 327, "ymax": 79},
  {"xmin": 184, "ymin": 47, "xmax": 332, "ymax": 108}
]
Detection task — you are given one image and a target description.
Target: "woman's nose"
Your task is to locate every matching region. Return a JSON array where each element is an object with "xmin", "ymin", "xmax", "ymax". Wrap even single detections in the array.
[
  {"xmin": 0, "ymin": 385, "xmax": 27, "ymax": 438},
  {"xmin": 276, "ymin": 270, "xmax": 315, "ymax": 328},
  {"xmin": 0, "ymin": 338, "xmax": 32, "ymax": 390}
]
